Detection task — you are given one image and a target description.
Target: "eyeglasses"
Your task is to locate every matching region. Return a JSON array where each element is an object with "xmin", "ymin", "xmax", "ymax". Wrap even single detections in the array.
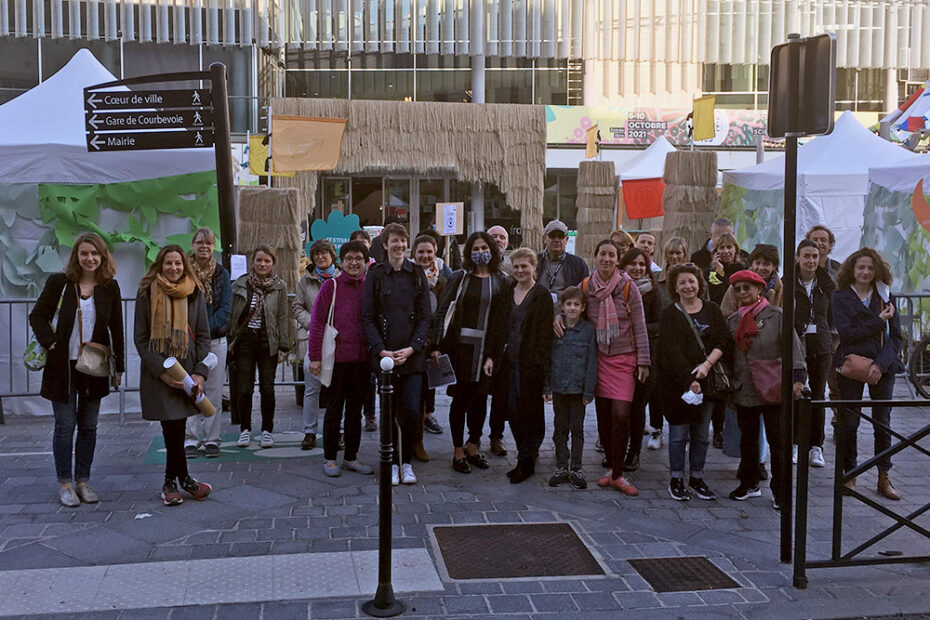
[
  {"xmin": 342, "ymin": 256, "xmax": 366, "ymax": 264},
  {"xmin": 547, "ymin": 232, "xmax": 567, "ymax": 240},
  {"xmin": 732, "ymin": 284, "xmax": 758, "ymax": 292}
]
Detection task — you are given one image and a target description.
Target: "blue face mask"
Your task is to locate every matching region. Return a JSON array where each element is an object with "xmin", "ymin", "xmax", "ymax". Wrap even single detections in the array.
[{"xmin": 472, "ymin": 250, "xmax": 492, "ymax": 266}]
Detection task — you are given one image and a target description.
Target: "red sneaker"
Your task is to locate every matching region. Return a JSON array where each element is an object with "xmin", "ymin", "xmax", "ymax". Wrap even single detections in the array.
[
  {"xmin": 180, "ymin": 476, "xmax": 212, "ymax": 500},
  {"xmin": 161, "ymin": 481, "xmax": 183, "ymax": 506},
  {"xmin": 610, "ymin": 476, "xmax": 639, "ymax": 496},
  {"xmin": 597, "ymin": 472, "xmax": 613, "ymax": 488}
]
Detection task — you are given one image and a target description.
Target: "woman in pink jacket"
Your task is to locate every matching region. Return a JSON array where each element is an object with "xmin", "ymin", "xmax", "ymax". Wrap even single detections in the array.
[{"xmin": 587, "ymin": 239, "xmax": 651, "ymax": 496}]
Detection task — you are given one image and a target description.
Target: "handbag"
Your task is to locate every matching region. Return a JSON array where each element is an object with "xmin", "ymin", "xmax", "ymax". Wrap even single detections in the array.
[
  {"xmin": 74, "ymin": 285, "xmax": 111, "ymax": 378},
  {"xmin": 319, "ymin": 279, "xmax": 338, "ymax": 388},
  {"xmin": 24, "ymin": 285, "xmax": 65, "ymax": 371},
  {"xmin": 441, "ymin": 273, "xmax": 469, "ymax": 341},
  {"xmin": 839, "ymin": 354, "xmax": 876, "ymax": 384},
  {"xmin": 748, "ymin": 357, "xmax": 782, "ymax": 404},
  {"xmin": 676, "ymin": 303, "xmax": 733, "ymax": 399}
]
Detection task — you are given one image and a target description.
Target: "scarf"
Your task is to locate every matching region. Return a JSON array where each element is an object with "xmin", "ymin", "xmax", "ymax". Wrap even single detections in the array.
[
  {"xmin": 589, "ymin": 269, "xmax": 622, "ymax": 346},
  {"xmin": 762, "ymin": 273, "xmax": 777, "ymax": 294},
  {"xmin": 734, "ymin": 296, "xmax": 769, "ymax": 352},
  {"xmin": 423, "ymin": 259, "xmax": 440, "ymax": 288},
  {"xmin": 149, "ymin": 274, "xmax": 196, "ymax": 358},
  {"xmin": 634, "ymin": 276, "xmax": 653, "ymax": 295},
  {"xmin": 247, "ymin": 268, "xmax": 278, "ymax": 325},
  {"xmin": 190, "ymin": 256, "xmax": 216, "ymax": 305},
  {"xmin": 314, "ymin": 264, "xmax": 336, "ymax": 280}
]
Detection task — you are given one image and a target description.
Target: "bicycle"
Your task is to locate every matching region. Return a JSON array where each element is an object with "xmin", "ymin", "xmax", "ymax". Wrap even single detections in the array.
[{"xmin": 908, "ymin": 331, "xmax": 930, "ymax": 398}]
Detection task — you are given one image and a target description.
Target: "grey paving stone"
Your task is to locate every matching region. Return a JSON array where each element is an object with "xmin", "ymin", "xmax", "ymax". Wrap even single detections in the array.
[
  {"xmin": 613, "ymin": 591, "xmax": 662, "ymax": 609},
  {"xmin": 441, "ymin": 595, "xmax": 489, "ymax": 614},
  {"xmin": 486, "ymin": 511, "xmax": 521, "ymax": 523},
  {"xmin": 310, "ymin": 598, "xmax": 359, "ymax": 618},
  {"xmin": 310, "ymin": 539, "xmax": 349, "ymax": 552},
  {"xmin": 572, "ymin": 591, "xmax": 622, "ymax": 611},
  {"xmin": 261, "ymin": 601, "xmax": 310, "ymax": 619},
  {"xmin": 502, "ymin": 581, "xmax": 544, "ymax": 594},
  {"xmin": 188, "ymin": 543, "xmax": 233, "ymax": 559},
  {"xmin": 530, "ymin": 592, "xmax": 579, "ymax": 612},
  {"xmin": 698, "ymin": 589, "xmax": 751, "ymax": 605},
  {"xmin": 656, "ymin": 591, "xmax": 704, "ymax": 607},
  {"xmin": 458, "ymin": 581, "xmax": 502, "ymax": 595},
  {"xmin": 256, "ymin": 528, "xmax": 293, "ymax": 542},
  {"xmin": 219, "ymin": 530, "xmax": 257, "ymax": 543},
  {"xmin": 117, "ymin": 607, "xmax": 173, "ymax": 619},
  {"xmin": 271, "ymin": 540, "xmax": 311, "ymax": 554},
  {"xmin": 403, "ymin": 595, "xmax": 444, "ymax": 616},
  {"xmin": 196, "ymin": 603, "xmax": 261, "ymax": 620},
  {"xmin": 236, "ymin": 518, "xmax": 273, "ymax": 529},
  {"xmin": 228, "ymin": 542, "xmax": 272, "ymax": 556},
  {"xmin": 542, "ymin": 579, "xmax": 588, "ymax": 593},
  {"xmin": 487, "ymin": 594, "xmax": 533, "ymax": 613}
]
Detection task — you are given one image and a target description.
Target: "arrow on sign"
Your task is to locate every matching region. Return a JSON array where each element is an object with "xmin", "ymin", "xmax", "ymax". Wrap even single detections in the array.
[
  {"xmin": 86, "ymin": 93, "xmax": 101, "ymax": 109},
  {"xmin": 89, "ymin": 134, "xmax": 105, "ymax": 150},
  {"xmin": 87, "ymin": 114, "xmax": 101, "ymax": 130}
]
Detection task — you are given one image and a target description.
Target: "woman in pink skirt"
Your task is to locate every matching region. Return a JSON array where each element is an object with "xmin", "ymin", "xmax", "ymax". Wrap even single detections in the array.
[{"xmin": 586, "ymin": 239, "xmax": 651, "ymax": 495}]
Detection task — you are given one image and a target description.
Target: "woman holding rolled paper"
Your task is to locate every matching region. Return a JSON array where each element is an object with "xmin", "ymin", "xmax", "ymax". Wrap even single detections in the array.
[{"xmin": 134, "ymin": 245, "xmax": 212, "ymax": 506}]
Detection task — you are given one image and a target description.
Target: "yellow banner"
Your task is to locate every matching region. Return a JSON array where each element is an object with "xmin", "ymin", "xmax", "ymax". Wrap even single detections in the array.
[
  {"xmin": 248, "ymin": 135, "xmax": 295, "ymax": 177},
  {"xmin": 271, "ymin": 116, "xmax": 348, "ymax": 172},
  {"xmin": 692, "ymin": 95, "xmax": 716, "ymax": 142}
]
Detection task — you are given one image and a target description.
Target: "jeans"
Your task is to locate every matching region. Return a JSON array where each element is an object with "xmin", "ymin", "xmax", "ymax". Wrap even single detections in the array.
[
  {"xmin": 51, "ymin": 388, "xmax": 101, "ymax": 483},
  {"xmin": 837, "ymin": 371, "xmax": 895, "ymax": 473},
  {"xmin": 185, "ymin": 337, "xmax": 226, "ymax": 447},
  {"xmin": 386, "ymin": 372, "xmax": 423, "ymax": 465},
  {"xmin": 448, "ymin": 382, "xmax": 488, "ymax": 448},
  {"xmin": 736, "ymin": 404, "xmax": 785, "ymax": 498},
  {"xmin": 302, "ymin": 358, "xmax": 324, "ymax": 435},
  {"xmin": 795, "ymin": 351, "xmax": 831, "ymax": 448},
  {"xmin": 234, "ymin": 329, "xmax": 278, "ymax": 433},
  {"xmin": 323, "ymin": 361, "xmax": 367, "ymax": 461},
  {"xmin": 552, "ymin": 393, "xmax": 586, "ymax": 470},
  {"xmin": 667, "ymin": 400, "xmax": 713, "ymax": 479},
  {"xmin": 161, "ymin": 418, "xmax": 189, "ymax": 482}
]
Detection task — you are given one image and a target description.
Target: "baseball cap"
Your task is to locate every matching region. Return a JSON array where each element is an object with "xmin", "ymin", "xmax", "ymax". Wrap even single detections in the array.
[{"xmin": 544, "ymin": 220, "xmax": 569, "ymax": 236}]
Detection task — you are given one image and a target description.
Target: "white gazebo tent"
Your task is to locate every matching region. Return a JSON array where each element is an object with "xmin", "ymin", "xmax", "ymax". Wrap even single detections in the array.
[{"xmin": 722, "ymin": 111, "xmax": 919, "ymax": 261}]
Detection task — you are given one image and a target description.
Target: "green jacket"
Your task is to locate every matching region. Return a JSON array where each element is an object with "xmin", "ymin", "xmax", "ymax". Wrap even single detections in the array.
[{"xmin": 228, "ymin": 275, "xmax": 291, "ymax": 355}]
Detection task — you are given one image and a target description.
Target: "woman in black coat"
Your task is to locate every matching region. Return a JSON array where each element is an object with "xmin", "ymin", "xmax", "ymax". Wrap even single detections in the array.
[
  {"xmin": 655, "ymin": 264, "xmax": 731, "ymax": 502},
  {"xmin": 484, "ymin": 248, "xmax": 554, "ymax": 484},
  {"xmin": 29, "ymin": 233, "xmax": 124, "ymax": 507},
  {"xmin": 831, "ymin": 247, "xmax": 905, "ymax": 500}
]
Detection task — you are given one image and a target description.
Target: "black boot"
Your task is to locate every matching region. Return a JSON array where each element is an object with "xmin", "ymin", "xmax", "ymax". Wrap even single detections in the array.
[{"xmin": 510, "ymin": 459, "xmax": 534, "ymax": 484}]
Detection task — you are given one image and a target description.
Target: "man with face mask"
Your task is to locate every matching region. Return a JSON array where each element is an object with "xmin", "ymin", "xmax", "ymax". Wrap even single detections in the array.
[{"xmin": 536, "ymin": 220, "xmax": 589, "ymax": 300}]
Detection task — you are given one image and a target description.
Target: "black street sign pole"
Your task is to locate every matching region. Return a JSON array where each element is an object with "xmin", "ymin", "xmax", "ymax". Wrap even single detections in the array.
[
  {"xmin": 210, "ymin": 63, "xmax": 237, "ymax": 271},
  {"xmin": 780, "ymin": 32, "xmax": 801, "ymax": 565}
]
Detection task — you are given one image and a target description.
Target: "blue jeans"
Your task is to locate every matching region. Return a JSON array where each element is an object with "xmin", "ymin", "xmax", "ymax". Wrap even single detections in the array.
[
  {"xmin": 667, "ymin": 400, "xmax": 713, "ymax": 480},
  {"xmin": 52, "ymin": 391, "xmax": 102, "ymax": 483}
]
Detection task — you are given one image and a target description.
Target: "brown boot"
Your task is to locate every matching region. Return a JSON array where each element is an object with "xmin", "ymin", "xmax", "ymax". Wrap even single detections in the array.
[
  {"xmin": 877, "ymin": 471, "xmax": 900, "ymax": 500},
  {"xmin": 413, "ymin": 442, "xmax": 430, "ymax": 462},
  {"xmin": 490, "ymin": 437, "xmax": 508, "ymax": 456}
]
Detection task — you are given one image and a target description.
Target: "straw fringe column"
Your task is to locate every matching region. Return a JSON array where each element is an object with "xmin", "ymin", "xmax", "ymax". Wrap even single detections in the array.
[
  {"xmin": 575, "ymin": 160, "xmax": 617, "ymax": 268},
  {"xmin": 237, "ymin": 186, "xmax": 302, "ymax": 292},
  {"xmin": 661, "ymin": 151, "xmax": 719, "ymax": 256},
  {"xmin": 270, "ymin": 98, "xmax": 546, "ymax": 249}
]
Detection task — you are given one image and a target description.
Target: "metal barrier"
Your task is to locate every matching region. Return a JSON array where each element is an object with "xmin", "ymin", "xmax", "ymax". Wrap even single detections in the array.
[
  {"xmin": 793, "ymin": 393, "xmax": 930, "ymax": 588},
  {"xmin": 0, "ymin": 295, "xmax": 303, "ymax": 425},
  {"xmin": 894, "ymin": 292, "xmax": 930, "ymax": 365}
]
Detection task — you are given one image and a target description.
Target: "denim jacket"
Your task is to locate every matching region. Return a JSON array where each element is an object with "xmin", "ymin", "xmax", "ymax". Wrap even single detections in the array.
[{"xmin": 544, "ymin": 319, "xmax": 598, "ymax": 402}]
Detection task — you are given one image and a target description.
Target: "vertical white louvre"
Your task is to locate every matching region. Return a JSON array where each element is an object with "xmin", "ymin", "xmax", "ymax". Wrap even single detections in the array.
[
  {"xmin": 557, "ymin": 0, "xmax": 569, "ymax": 58},
  {"xmin": 705, "ymin": 0, "xmax": 718, "ymax": 63},
  {"xmin": 514, "ymin": 0, "xmax": 526, "ymax": 56},
  {"xmin": 395, "ymin": 0, "xmax": 408, "ymax": 53},
  {"xmin": 334, "ymin": 0, "xmax": 347, "ymax": 51},
  {"xmin": 470, "ymin": 0, "xmax": 483, "ymax": 55},
  {"xmin": 173, "ymin": 0, "xmax": 186, "ymax": 43},
  {"xmin": 14, "ymin": 0, "xmax": 27, "ymax": 36},
  {"xmin": 415, "ymin": 0, "xmax": 425, "ymax": 53},
  {"xmin": 643, "ymin": 0, "xmax": 654, "ymax": 64},
  {"xmin": 320, "ymin": 0, "xmax": 332, "ymax": 50},
  {"xmin": 223, "ymin": 0, "xmax": 236, "ymax": 46},
  {"xmin": 922, "ymin": 2, "xmax": 930, "ymax": 69},
  {"xmin": 732, "ymin": 0, "xmax": 746, "ymax": 64},
  {"xmin": 487, "ymin": 0, "xmax": 498, "ymax": 54},
  {"xmin": 69, "ymin": 0, "xmax": 81, "ymax": 39},
  {"xmin": 0, "ymin": 0, "xmax": 9, "ymax": 36},
  {"xmin": 499, "ymin": 0, "xmax": 512, "ymax": 55},
  {"xmin": 441, "ymin": 0, "xmax": 453, "ymax": 53},
  {"xmin": 834, "ymin": 0, "xmax": 847, "ymax": 63},
  {"xmin": 570, "ymin": 0, "xmax": 582, "ymax": 57},
  {"xmin": 528, "ymin": 0, "xmax": 540, "ymax": 57},
  {"xmin": 304, "ymin": 0, "xmax": 317, "ymax": 48},
  {"xmin": 845, "ymin": 1, "xmax": 859, "ymax": 68},
  {"xmin": 599, "ymin": 0, "xmax": 611, "ymax": 60},
  {"xmin": 785, "ymin": 0, "xmax": 797, "ymax": 33},
  {"xmin": 350, "ymin": 0, "xmax": 362, "ymax": 51},
  {"xmin": 205, "ymin": 0, "xmax": 218, "ymax": 44},
  {"xmin": 455, "ymin": 0, "xmax": 468, "ymax": 55},
  {"xmin": 155, "ymin": 0, "xmax": 169, "ymax": 43},
  {"xmin": 51, "ymin": 0, "xmax": 63, "ymax": 37},
  {"xmin": 426, "ymin": 0, "xmax": 439, "ymax": 53},
  {"xmin": 542, "ymin": 0, "xmax": 555, "ymax": 58},
  {"xmin": 104, "ymin": 0, "xmax": 117, "ymax": 39},
  {"xmin": 858, "ymin": 1, "xmax": 872, "ymax": 68},
  {"xmin": 872, "ymin": 3, "xmax": 884, "ymax": 68},
  {"xmin": 34, "ymin": 0, "xmax": 46, "ymax": 36},
  {"xmin": 240, "ymin": 0, "xmax": 253, "ymax": 44},
  {"xmin": 365, "ymin": 0, "xmax": 377, "ymax": 51},
  {"xmin": 616, "ymin": 0, "xmax": 626, "ymax": 61},
  {"xmin": 190, "ymin": 0, "xmax": 203, "ymax": 44},
  {"xmin": 140, "ymin": 2, "xmax": 153, "ymax": 42},
  {"xmin": 884, "ymin": 2, "xmax": 897, "ymax": 69}
]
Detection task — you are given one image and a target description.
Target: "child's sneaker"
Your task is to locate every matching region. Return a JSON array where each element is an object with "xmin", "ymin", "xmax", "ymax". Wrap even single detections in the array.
[
  {"xmin": 260, "ymin": 431, "xmax": 274, "ymax": 448},
  {"xmin": 668, "ymin": 478, "xmax": 690, "ymax": 501},
  {"xmin": 688, "ymin": 477, "xmax": 717, "ymax": 500},
  {"xmin": 236, "ymin": 430, "xmax": 251, "ymax": 447},
  {"xmin": 569, "ymin": 469, "xmax": 587, "ymax": 490},
  {"xmin": 548, "ymin": 467, "xmax": 570, "ymax": 487}
]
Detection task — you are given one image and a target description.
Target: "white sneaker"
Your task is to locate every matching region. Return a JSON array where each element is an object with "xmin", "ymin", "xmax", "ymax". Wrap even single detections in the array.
[
  {"xmin": 391, "ymin": 465, "xmax": 400, "ymax": 486},
  {"xmin": 401, "ymin": 463, "xmax": 417, "ymax": 485},
  {"xmin": 647, "ymin": 431, "xmax": 662, "ymax": 451},
  {"xmin": 792, "ymin": 445, "xmax": 798, "ymax": 464},
  {"xmin": 260, "ymin": 431, "xmax": 274, "ymax": 448},
  {"xmin": 236, "ymin": 430, "xmax": 251, "ymax": 447},
  {"xmin": 810, "ymin": 446, "xmax": 826, "ymax": 468}
]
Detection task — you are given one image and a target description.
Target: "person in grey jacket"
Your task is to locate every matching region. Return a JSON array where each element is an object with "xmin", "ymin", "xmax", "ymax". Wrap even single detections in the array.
[
  {"xmin": 726, "ymin": 270, "xmax": 806, "ymax": 510},
  {"xmin": 134, "ymin": 245, "xmax": 212, "ymax": 506},
  {"xmin": 544, "ymin": 286, "xmax": 597, "ymax": 489},
  {"xmin": 293, "ymin": 239, "xmax": 340, "ymax": 450},
  {"xmin": 228, "ymin": 245, "xmax": 290, "ymax": 450}
]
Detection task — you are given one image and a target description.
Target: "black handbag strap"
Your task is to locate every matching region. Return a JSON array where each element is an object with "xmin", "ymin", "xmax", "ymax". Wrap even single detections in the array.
[{"xmin": 675, "ymin": 302, "xmax": 708, "ymax": 357}]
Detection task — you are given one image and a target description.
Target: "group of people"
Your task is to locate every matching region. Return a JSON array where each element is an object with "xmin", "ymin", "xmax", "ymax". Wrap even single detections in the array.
[{"xmin": 31, "ymin": 215, "xmax": 905, "ymax": 508}]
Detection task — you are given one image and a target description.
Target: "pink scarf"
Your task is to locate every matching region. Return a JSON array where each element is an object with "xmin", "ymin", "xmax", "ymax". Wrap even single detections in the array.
[
  {"xmin": 735, "ymin": 296, "xmax": 769, "ymax": 352},
  {"xmin": 589, "ymin": 269, "xmax": 622, "ymax": 346}
]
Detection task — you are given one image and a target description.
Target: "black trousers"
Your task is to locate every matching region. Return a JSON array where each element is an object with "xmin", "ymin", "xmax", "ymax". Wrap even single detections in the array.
[
  {"xmin": 489, "ymin": 391, "xmax": 507, "ymax": 441},
  {"xmin": 736, "ymin": 404, "xmax": 785, "ymax": 499},
  {"xmin": 448, "ymin": 382, "xmax": 488, "ymax": 448},
  {"xmin": 161, "ymin": 418, "xmax": 189, "ymax": 482},
  {"xmin": 323, "ymin": 361, "xmax": 368, "ymax": 461},
  {"xmin": 235, "ymin": 329, "xmax": 278, "ymax": 433},
  {"xmin": 387, "ymin": 372, "xmax": 423, "ymax": 465},
  {"xmin": 628, "ymin": 367, "xmax": 656, "ymax": 456},
  {"xmin": 795, "ymin": 352, "xmax": 831, "ymax": 448},
  {"xmin": 504, "ymin": 359, "xmax": 545, "ymax": 461}
]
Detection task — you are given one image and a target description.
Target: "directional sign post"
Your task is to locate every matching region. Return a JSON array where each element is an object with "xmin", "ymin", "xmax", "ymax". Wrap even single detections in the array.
[{"xmin": 83, "ymin": 67, "xmax": 236, "ymax": 270}]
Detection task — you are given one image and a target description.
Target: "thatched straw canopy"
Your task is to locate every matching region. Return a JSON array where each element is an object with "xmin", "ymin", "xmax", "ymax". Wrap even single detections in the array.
[
  {"xmin": 270, "ymin": 98, "xmax": 546, "ymax": 249},
  {"xmin": 661, "ymin": 151, "xmax": 719, "ymax": 258},
  {"xmin": 575, "ymin": 160, "xmax": 617, "ymax": 268}
]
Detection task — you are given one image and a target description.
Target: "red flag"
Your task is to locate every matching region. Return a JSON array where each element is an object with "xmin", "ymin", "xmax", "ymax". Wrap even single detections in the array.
[
  {"xmin": 622, "ymin": 178, "xmax": 666, "ymax": 219},
  {"xmin": 906, "ymin": 116, "xmax": 926, "ymax": 131}
]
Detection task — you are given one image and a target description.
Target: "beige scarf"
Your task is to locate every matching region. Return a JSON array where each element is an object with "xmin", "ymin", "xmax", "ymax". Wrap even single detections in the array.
[
  {"xmin": 190, "ymin": 255, "xmax": 216, "ymax": 305},
  {"xmin": 149, "ymin": 274, "xmax": 196, "ymax": 358}
]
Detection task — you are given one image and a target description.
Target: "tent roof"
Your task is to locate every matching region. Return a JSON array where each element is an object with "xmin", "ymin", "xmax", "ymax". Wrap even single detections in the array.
[
  {"xmin": 869, "ymin": 153, "xmax": 930, "ymax": 192},
  {"xmin": 617, "ymin": 137, "xmax": 676, "ymax": 181},
  {"xmin": 0, "ymin": 48, "xmax": 215, "ymax": 184},
  {"xmin": 723, "ymin": 111, "xmax": 918, "ymax": 191}
]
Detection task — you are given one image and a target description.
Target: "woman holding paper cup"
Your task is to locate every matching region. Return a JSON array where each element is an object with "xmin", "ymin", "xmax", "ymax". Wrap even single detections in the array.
[
  {"xmin": 228, "ymin": 245, "xmax": 290, "ymax": 450},
  {"xmin": 655, "ymin": 263, "xmax": 731, "ymax": 503},
  {"xmin": 30, "ymin": 232, "xmax": 124, "ymax": 508},
  {"xmin": 134, "ymin": 245, "xmax": 212, "ymax": 506}
]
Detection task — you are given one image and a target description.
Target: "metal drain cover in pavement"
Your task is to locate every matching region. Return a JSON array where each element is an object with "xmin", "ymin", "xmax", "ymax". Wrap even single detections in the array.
[
  {"xmin": 433, "ymin": 523, "xmax": 605, "ymax": 580},
  {"xmin": 627, "ymin": 557, "xmax": 740, "ymax": 592}
]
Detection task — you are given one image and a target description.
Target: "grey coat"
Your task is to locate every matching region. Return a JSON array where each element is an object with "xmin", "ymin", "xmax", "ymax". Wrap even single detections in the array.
[
  {"xmin": 134, "ymin": 287, "xmax": 211, "ymax": 422},
  {"xmin": 726, "ymin": 304, "xmax": 806, "ymax": 408},
  {"xmin": 293, "ymin": 266, "xmax": 340, "ymax": 360}
]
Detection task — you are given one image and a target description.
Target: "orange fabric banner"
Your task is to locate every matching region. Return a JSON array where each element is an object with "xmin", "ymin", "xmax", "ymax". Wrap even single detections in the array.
[
  {"xmin": 621, "ymin": 178, "xmax": 666, "ymax": 219},
  {"xmin": 270, "ymin": 115, "xmax": 347, "ymax": 172}
]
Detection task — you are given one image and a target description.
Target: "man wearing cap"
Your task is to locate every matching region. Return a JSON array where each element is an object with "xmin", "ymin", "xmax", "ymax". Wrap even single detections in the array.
[
  {"xmin": 488, "ymin": 225, "xmax": 512, "ymax": 277},
  {"xmin": 536, "ymin": 220, "xmax": 589, "ymax": 298}
]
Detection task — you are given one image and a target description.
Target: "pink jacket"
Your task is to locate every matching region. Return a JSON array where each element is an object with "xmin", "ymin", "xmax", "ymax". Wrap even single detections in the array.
[
  {"xmin": 584, "ymin": 270, "xmax": 651, "ymax": 367},
  {"xmin": 309, "ymin": 271, "xmax": 368, "ymax": 363}
]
